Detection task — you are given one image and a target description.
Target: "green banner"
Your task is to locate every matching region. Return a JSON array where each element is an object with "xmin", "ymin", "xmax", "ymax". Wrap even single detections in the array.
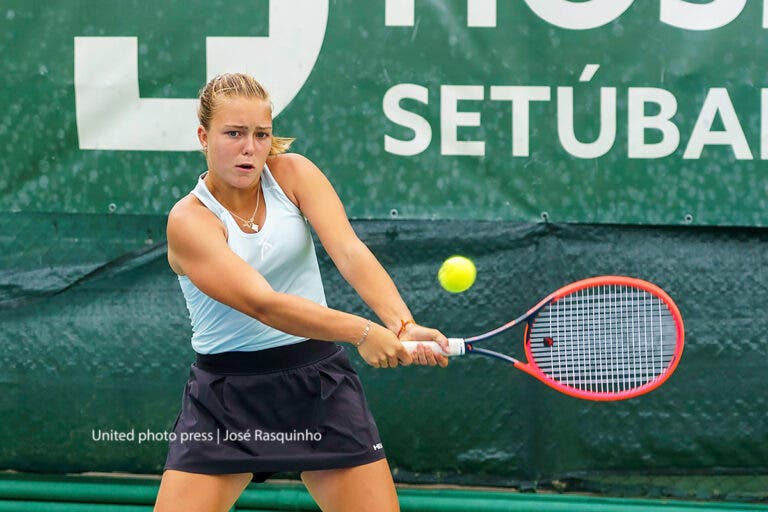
[{"xmin": 1, "ymin": 0, "xmax": 767, "ymax": 226}]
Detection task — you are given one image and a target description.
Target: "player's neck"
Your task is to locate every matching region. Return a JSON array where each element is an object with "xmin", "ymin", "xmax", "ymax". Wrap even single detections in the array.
[{"xmin": 204, "ymin": 170, "xmax": 261, "ymax": 211}]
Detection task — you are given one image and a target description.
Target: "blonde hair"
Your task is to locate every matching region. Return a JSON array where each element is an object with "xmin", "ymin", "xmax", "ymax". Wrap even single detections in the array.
[{"xmin": 197, "ymin": 73, "xmax": 294, "ymax": 155}]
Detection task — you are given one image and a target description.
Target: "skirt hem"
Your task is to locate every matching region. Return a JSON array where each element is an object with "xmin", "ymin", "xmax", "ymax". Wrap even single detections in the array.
[{"xmin": 163, "ymin": 449, "xmax": 386, "ymax": 476}]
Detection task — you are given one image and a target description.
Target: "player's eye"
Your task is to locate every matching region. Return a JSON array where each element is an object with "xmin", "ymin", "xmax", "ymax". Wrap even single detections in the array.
[
  {"xmin": 256, "ymin": 131, "xmax": 270, "ymax": 138},
  {"xmin": 226, "ymin": 131, "xmax": 240, "ymax": 137}
]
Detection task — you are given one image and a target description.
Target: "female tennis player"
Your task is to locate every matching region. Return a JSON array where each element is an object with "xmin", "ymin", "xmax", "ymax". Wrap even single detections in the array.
[{"xmin": 153, "ymin": 73, "xmax": 449, "ymax": 512}]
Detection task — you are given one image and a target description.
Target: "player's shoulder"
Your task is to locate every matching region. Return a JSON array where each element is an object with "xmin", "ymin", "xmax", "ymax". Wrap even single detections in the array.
[
  {"xmin": 267, "ymin": 152, "xmax": 321, "ymax": 179},
  {"xmin": 267, "ymin": 153, "xmax": 325, "ymax": 204},
  {"xmin": 169, "ymin": 193, "xmax": 203, "ymax": 221},
  {"xmin": 167, "ymin": 193, "xmax": 220, "ymax": 235}
]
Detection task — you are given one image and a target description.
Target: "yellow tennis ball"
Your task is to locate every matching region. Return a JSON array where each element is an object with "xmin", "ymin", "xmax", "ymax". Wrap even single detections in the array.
[{"xmin": 438, "ymin": 256, "xmax": 476, "ymax": 293}]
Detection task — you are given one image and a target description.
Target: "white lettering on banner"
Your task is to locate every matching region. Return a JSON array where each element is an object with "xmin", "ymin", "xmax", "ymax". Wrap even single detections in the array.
[
  {"xmin": 579, "ymin": 65, "xmax": 600, "ymax": 83},
  {"xmin": 74, "ymin": 0, "xmax": 328, "ymax": 151},
  {"xmin": 383, "ymin": 84, "xmax": 432, "ymax": 156},
  {"xmin": 467, "ymin": 0, "xmax": 496, "ymax": 27},
  {"xmin": 383, "ymin": 67, "xmax": 763, "ymax": 160},
  {"xmin": 524, "ymin": 0, "xmax": 634, "ymax": 30},
  {"xmin": 683, "ymin": 89, "xmax": 752, "ymax": 160},
  {"xmin": 386, "ymin": 0, "xmax": 496, "ymax": 27},
  {"xmin": 628, "ymin": 88, "xmax": 679, "ymax": 159},
  {"xmin": 385, "ymin": 0, "xmax": 414, "ymax": 26},
  {"xmin": 762, "ymin": 90, "xmax": 768, "ymax": 159},
  {"xmin": 384, "ymin": 0, "xmax": 753, "ymax": 30},
  {"xmin": 557, "ymin": 86, "xmax": 617, "ymax": 159},
  {"xmin": 489, "ymin": 86, "xmax": 550, "ymax": 157},
  {"xmin": 660, "ymin": 0, "xmax": 747, "ymax": 31},
  {"xmin": 765, "ymin": 0, "xmax": 768, "ymax": 29},
  {"xmin": 557, "ymin": 65, "xmax": 616, "ymax": 159},
  {"xmin": 441, "ymin": 86, "xmax": 485, "ymax": 156}
]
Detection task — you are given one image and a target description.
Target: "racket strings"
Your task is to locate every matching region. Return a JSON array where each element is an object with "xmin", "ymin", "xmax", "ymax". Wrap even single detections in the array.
[{"xmin": 528, "ymin": 285, "xmax": 678, "ymax": 394}]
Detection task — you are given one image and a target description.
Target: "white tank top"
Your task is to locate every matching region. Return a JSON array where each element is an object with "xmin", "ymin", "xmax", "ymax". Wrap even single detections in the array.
[{"xmin": 178, "ymin": 165, "xmax": 327, "ymax": 354}]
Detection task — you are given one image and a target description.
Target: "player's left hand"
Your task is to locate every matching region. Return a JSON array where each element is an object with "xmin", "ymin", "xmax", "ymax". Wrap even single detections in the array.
[{"xmin": 399, "ymin": 322, "xmax": 449, "ymax": 367}]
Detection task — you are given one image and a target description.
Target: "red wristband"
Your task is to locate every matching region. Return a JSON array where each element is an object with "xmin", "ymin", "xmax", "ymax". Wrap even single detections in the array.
[{"xmin": 397, "ymin": 319, "xmax": 415, "ymax": 338}]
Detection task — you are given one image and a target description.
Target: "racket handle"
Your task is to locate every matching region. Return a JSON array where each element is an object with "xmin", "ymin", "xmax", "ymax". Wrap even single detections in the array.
[{"xmin": 401, "ymin": 338, "xmax": 465, "ymax": 356}]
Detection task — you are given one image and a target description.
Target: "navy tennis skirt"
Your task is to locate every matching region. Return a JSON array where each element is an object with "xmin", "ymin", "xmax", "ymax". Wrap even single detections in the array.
[{"xmin": 163, "ymin": 339, "xmax": 385, "ymax": 483}]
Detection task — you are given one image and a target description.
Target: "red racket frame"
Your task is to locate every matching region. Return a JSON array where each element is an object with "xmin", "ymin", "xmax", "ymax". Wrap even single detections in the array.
[{"xmin": 465, "ymin": 276, "xmax": 685, "ymax": 401}]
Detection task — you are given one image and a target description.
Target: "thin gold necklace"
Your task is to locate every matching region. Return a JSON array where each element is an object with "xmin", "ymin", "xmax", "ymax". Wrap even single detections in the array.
[{"xmin": 218, "ymin": 182, "xmax": 262, "ymax": 232}]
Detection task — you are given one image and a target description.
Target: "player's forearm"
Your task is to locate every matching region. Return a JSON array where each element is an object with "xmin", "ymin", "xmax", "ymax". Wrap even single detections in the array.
[
  {"xmin": 250, "ymin": 291, "xmax": 373, "ymax": 344},
  {"xmin": 332, "ymin": 241, "xmax": 413, "ymax": 333}
]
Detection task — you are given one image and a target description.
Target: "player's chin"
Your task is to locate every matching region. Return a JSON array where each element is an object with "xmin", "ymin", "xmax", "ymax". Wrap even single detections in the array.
[{"xmin": 233, "ymin": 175, "xmax": 258, "ymax": 187}]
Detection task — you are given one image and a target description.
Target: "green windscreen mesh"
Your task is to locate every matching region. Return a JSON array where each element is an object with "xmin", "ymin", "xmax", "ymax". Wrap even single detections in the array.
[{"xmin": 1, "ymin": 215, "xmax": 766, "ymax": 502}]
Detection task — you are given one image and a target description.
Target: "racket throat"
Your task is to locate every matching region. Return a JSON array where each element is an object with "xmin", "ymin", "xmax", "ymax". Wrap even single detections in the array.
[{"xmin": 467, "ymin": 346, "xmax": 520, "ymax": 365}]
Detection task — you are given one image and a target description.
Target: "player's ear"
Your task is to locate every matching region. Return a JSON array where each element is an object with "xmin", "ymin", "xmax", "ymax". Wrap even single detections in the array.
[{"xmin": 197, "ymin": 126, "xmax": 208, "ymax": 149}]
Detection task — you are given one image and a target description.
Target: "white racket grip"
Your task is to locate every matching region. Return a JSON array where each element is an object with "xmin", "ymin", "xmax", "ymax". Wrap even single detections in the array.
[{"xmin": 401, "ymin": 338, "xmax": 465, "ymax": 356}]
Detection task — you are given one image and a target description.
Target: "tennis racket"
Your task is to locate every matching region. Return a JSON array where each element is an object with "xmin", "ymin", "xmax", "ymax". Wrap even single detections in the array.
[{"xmin": 403, "ymin": 276, "xmax": 684, "ymax": 401}]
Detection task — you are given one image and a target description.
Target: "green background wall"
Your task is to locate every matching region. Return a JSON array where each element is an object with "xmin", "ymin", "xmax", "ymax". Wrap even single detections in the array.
[
  {"xmin": 2, "ymin": 0, "xmax": 767, "ymax": 225},
  {"xmin": 1, "ymin": 0, "xmax": 766, "ymax": 502}
]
